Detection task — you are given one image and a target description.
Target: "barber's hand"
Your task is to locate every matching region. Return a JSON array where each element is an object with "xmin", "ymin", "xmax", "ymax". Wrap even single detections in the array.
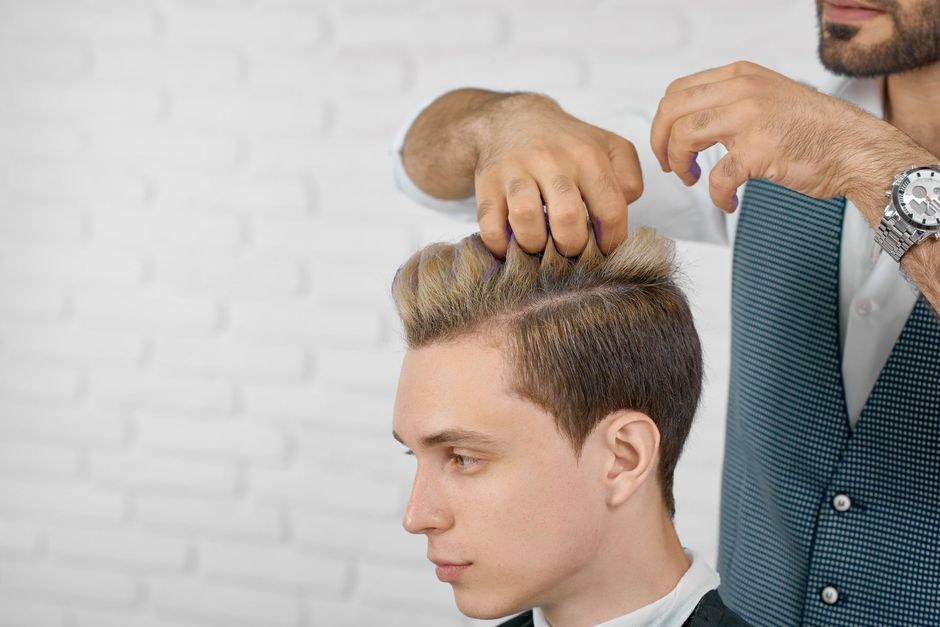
[
  {"xmin": 650, "ymin": 60, "xmax": 909, "ymax": 212},
  {"xmin": 473, "ymin": 94, "xmax": 643, "ymax": 258}
]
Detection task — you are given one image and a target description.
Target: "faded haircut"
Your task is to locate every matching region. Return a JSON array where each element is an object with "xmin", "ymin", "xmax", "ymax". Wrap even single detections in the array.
[{"xmin": 390, "ymin": 227, "xmax": 702, "ymax": 517}]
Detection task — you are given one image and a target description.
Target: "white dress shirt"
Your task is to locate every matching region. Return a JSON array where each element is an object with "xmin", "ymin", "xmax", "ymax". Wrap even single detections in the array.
[
  {"xmin": 391, "ymin": 77, "xmax": 920, "ymax": 429},
  {"xmin": 529, "ymin": 550, "xmax": 719, "ymax": 627}
]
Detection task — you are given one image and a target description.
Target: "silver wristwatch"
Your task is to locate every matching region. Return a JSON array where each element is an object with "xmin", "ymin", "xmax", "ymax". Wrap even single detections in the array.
[{"xmin": 875, "ymin": 164, "xmax": 940, "ymax": 262}]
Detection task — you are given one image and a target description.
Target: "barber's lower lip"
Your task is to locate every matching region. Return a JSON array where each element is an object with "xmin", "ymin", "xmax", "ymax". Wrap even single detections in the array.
[
  {"xmin": 435, "ymin": 563, "xmax": 472, "ymax": 582},
  {"xmin": 824, "ymin": 1, "xmax": 886, "ymax": 22}
]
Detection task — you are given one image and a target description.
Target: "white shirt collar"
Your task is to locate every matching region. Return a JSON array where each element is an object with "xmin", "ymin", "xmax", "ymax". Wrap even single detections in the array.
[
  {"xmin": 824, "ymin": 74, "xmax": 884, "ymax": 118},
  {"xmin": 530, "ymin": 549, "xmax": 720, "ymax": 627}
]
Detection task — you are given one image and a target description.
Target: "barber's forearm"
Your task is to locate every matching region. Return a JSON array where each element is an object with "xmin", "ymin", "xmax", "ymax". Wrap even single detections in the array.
[
  {"xmin": 846, "ymin": 143, "xmax": 940, "ymax": 312},
  {"xmin": 400, "ymin": 88, "xmax": 515, "ymax": 201}
]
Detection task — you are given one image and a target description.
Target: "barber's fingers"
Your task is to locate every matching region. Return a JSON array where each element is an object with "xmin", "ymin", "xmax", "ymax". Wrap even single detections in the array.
[
  {"xmin": 538, "ymin": 171, "xmax": 589, "ymax": 257},
  {"xmin": 476, "ymin": 173, "xmax": 512, "ymax": 259},
  {"xmin": 578, "ymin": 166, "xmax": 627, "ymax": 256},
  {"xmin": 601, "ymin": 133, "xmax": 643, "ymax": 252},
  {"xmin": 708, "ymin": 151, "xmax": 750, "ymax": 213},
  {"xmin": 504, "ymin": 176, "xmax": 549, "ymax": 255},
  {"xmin": 652, "ymin": 77, "xmax": 743, "ymax": 171},
  {"xmin": 476, "ymin": 133, "xmax": 642, "ymax": 259},
  {"xmin": 606, "ymin": 133, "xmax": 644, "ymax": 204},
  {"xmin": 663, "ymin": 60, "xmax": 783, "ymax": 98},
  {"xmin": 664, "ymin": 104, "xmax": 740, "ymax": 187}
]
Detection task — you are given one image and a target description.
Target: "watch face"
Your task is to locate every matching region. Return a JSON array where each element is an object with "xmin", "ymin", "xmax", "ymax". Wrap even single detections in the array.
[{"xmin": 894, "ymin": 166, "xmax": 940, "ymax": 230}]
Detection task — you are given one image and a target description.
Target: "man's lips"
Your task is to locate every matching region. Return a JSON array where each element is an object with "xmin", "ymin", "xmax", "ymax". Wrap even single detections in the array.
[
  {"xmin": 430, "ymin": 557, "xmax": 473, "ymax": 582},
  {"xmin": 824, "ymin": 0, "xmax": 887, "ymax": 22}
]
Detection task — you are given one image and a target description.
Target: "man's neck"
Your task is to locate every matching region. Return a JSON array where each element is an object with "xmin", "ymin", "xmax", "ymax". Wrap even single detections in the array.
[
  {"xmin": 885, "ymin": 61, "xmax": 940, "ymax": 157},
  {"xmin": 538, "ymin": 512, "xmax": 691, "ymax": 627}
]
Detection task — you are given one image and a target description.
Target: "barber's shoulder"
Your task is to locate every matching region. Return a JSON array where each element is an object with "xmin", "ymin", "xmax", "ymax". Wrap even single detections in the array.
[{"xmin": 494, "ymin": 609, "xmax": 534, "ymax": 627}]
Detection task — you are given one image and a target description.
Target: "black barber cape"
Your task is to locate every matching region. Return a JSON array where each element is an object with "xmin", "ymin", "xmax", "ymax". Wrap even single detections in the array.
[{"xmin": 495, "ymin": 589, "xmax": 751, "ymax": 627}]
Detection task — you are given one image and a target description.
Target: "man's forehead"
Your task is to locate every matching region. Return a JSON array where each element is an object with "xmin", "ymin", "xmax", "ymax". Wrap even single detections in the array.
[{"xmin": 392, "ymin": 338, "xmax": 521, "ymax": 447}]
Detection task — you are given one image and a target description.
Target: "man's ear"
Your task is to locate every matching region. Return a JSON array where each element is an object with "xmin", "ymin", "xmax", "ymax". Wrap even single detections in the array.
[{"xmin": 602, "ymin": 410, "xmax": 660, "ymax": 508}]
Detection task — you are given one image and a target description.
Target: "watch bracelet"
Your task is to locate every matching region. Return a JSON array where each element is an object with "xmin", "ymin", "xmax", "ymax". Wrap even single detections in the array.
[{"xmin": 875, "ymin": 211, "xmax": 916, "ymax": 263}]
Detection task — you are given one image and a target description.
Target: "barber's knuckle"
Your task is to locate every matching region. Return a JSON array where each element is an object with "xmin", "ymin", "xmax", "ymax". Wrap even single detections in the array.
[
  {"xmin": 618, "ymin": 137, "xmax": 639, "ymax": 158},
  {"xmin": 737, "ymin": 96, "xmax": 763, "ymax": 121},
  {"xmin": 737, "ymin": 74, "xmax": 764, "ymax": 95},
  {"xmin": 509, "ymin": 201, "xmax": 544, "ymax": 221},
  {"xmin": 689, "ymin": 108, "xmax": 716, "ymax": 132},
  {"xmin": 666, "ymin": 144, "xmax": 686, "ymax": 167},
  {"xmin": 550, "ymin": 173, "xmax": 576, "ymax": 195},
  {"xmin": 527, "ymin": 145, "xmax": 556, "ymax": 164},
  {"xmin": 477, "ymin": 197, "xmax": 502, "ymax": 219},
  {"xmin": 731, "ymin": 60, "xmax": 752, "ymax": 75},
  {"xmin": 506, "ymin": 176, "xmax": 532, "ymax": 197},
  {"xmin": 621, "ymin": 180, "xmax": 642, "ymax": 204},
  {"xmin": 625, "ymin": 176, "xmax": 643, "ymax": 202},
  {"xmin": 665, "ymin": 76, "xmax": 685, "ymax": 94},
  {"xmin": 672, "ymin": 115, "xmax": 693, "ymax": 138},
  {"xmin": 551, "ymin": 206, "xmax": 583, "ymax": 229},
  {"xmin": 593, "ymin": 170, "xmax": 621, "ymax": 198},
  {"xmin": 687, "ymin": 82, "xmax": 711, "ymax": 99},
  {"xmin": 657, "ymin": 96, "xmax": 676, "ymax": 118},
  {"xmin": 564, "ymin": 141, "xmax": 595, "ymax": 164},
  {"xmin": 592, "ymin": 203, "xmax": 626, "ymax": 226},
  {"xmin": 713, "ymin": 155, "xmax": 740, "ymax": 184}
]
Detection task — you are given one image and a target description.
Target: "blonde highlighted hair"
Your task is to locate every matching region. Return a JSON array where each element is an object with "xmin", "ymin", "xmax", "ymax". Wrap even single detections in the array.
[{"xmin": 391, "ymin": 227, "xmax": 702, "ymax": 516}]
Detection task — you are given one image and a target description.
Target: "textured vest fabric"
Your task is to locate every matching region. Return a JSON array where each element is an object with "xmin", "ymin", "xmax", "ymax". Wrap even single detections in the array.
[{"xmin": 717, "ymin": 179, "xmax": 940, "ymax": 626}]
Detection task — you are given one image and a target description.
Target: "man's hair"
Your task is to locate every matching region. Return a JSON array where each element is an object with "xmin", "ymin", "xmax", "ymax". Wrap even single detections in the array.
[{"xmin": 391, "ymin": 227, "xmax": 702, "ymax": 517}]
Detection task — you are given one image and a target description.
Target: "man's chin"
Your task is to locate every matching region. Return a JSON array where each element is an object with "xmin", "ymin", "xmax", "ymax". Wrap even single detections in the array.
[{"xmin": 452, "ymin": 588, "xmax": 530, "ymax": 621}]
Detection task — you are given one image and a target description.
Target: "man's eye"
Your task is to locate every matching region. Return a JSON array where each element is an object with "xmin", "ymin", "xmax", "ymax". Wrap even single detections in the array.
[{"xmin": 452, "ymin": 454, "xmax": 477, "ymax": 468}]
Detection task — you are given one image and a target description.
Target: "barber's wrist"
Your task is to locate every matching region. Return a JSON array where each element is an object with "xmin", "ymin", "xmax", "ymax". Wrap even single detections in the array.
[{"xmin": 842, "ymin": 134, "xmax": 936, "ymax": 225}]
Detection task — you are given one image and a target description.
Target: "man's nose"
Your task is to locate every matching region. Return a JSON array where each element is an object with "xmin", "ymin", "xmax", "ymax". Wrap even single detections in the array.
[{"xmin": 402, "ymin": 467, "xmax": 452, "ymax": 535}]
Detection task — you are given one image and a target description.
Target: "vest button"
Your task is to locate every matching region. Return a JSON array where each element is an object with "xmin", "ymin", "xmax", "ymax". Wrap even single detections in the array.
[
  {"xmin": 832, "ymin": 494, "xmax": 852, "ymax": 512},
  {"xmin": 821, "ymin": 585, "xmax": 840, "ymax": 605}
]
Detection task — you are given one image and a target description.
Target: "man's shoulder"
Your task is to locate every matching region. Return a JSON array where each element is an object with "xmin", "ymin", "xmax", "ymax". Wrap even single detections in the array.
[
  {"xmin": 494, "ymin": 610, "xmax": 533, "ymax": 627},
  {"xmin": 683, "ymin": 589, "xmax": 752, "ymax": 627}
]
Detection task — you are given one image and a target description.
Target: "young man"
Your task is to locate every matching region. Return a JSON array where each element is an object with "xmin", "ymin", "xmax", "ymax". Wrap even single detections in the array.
[
  {"xmin": 392, "ymin": 1, "xmax": 940, "ymax": 623},
  {"xmin": 390, "ymin": 228, "xmax": 749, "ymax": 626}
]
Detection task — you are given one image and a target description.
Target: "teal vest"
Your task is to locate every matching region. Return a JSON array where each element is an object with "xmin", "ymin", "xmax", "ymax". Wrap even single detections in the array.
[{"xmin": 717, "ymin": 179, "xmax": 940, "ymax": 625}]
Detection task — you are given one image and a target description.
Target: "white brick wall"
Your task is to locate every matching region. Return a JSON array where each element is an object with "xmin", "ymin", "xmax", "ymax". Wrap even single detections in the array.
[{"xmin": 0, "ymin": 0, "xmax": 830, "ymax": 624}]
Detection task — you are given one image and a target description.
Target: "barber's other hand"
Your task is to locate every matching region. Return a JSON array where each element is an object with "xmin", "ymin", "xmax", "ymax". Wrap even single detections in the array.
[
  {"xmin": 473, "ymin": 94, "xmax": 643, "ymax": 258},
  {"xmin": 650, "ymin": 60, "xmax": 908, "ymax": 212}
]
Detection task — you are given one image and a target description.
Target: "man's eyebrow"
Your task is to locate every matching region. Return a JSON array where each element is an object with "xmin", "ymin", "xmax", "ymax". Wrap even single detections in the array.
[{"xmin": 392, "ymin": 427, "xmax": 502, "ymax": 449}]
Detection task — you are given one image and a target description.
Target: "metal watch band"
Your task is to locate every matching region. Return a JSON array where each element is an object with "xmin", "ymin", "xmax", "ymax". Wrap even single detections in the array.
[{"xmin": 875, "ymin": 206, "xmax": 918, "ymax": 262}]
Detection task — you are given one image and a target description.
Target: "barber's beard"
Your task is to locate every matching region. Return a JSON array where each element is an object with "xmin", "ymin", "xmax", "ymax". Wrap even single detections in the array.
[{"xmin": 817, "ymin": 0, "xmax": 940, "ymax": 77}]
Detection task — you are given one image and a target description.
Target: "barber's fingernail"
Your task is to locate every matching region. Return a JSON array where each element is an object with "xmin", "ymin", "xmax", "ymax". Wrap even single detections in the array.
[
  {"xmin": 688, "ymin": 154, "xmax": 700, "ymax": 181},
  {"xmin": 730, "ymin": 194, "xmax": 739, "ymax": 212}
]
